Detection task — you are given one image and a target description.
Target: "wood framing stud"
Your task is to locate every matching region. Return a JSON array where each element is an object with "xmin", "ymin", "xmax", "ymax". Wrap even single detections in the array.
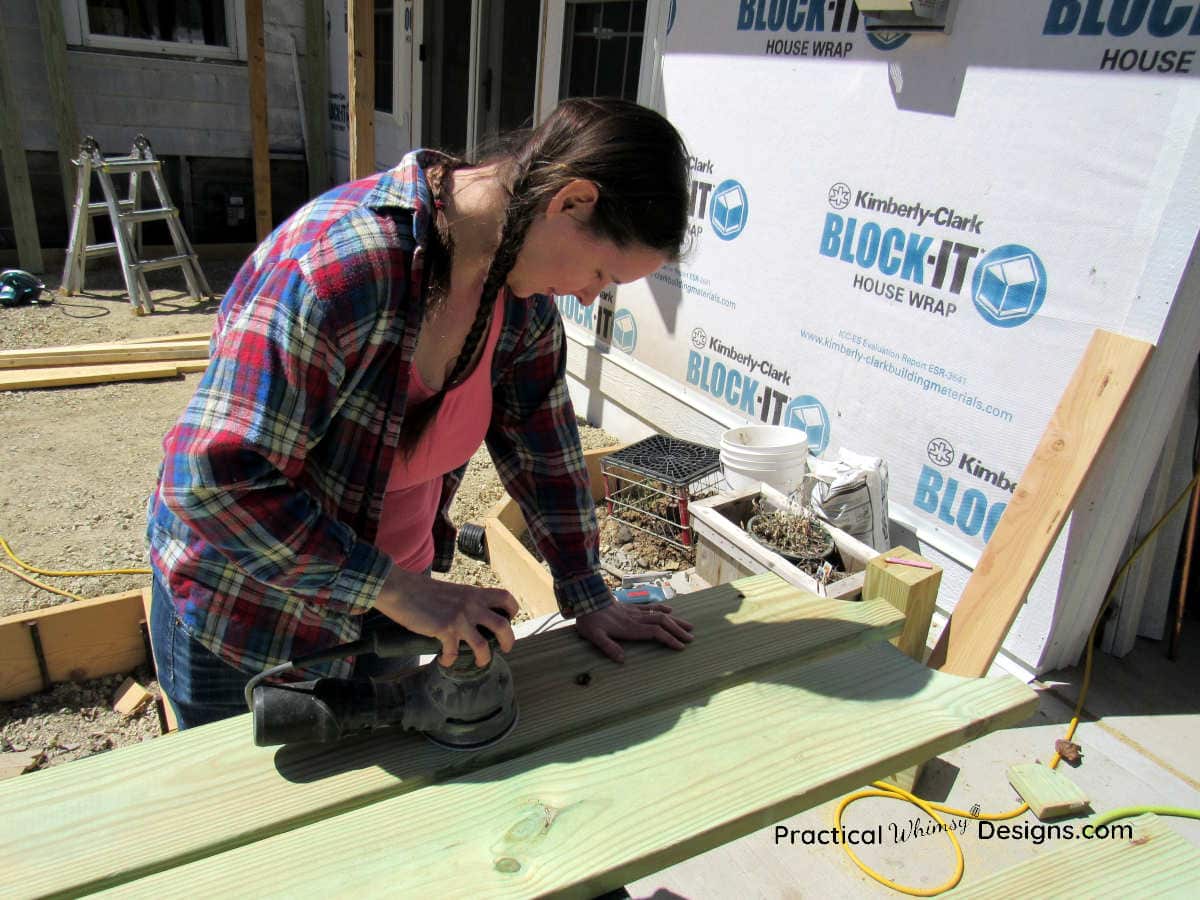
[
  {"xmin": 246, "ymin": 0, "xmax": 272, "ymax": 241},
  {"xmin": 304, "ymin": 0, "xmax": 331, "ymax": 194},
  {"xmin": 348, "ymin": 0, "xmax": 376, "ymax": 179},
  {"xmin": 35, "ymin": 0, "xmax": 80, "ymax": 221},
  {"xmin": 0, "ymin": 21, "xmax": 44, "ymax": 273}
]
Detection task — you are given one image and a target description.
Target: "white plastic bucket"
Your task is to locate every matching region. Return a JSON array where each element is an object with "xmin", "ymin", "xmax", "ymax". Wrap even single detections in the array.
[{"xmin": 719, "ymin": 425, "xmax": 809, "ymax": 494}]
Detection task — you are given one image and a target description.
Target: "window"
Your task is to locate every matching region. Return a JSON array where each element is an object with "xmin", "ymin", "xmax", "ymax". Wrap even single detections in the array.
[
  {"xmin": 560, "ymin": 1, "xmax": 646, "ymax": 101},
  {"xmin": 64, "ymin": 1, "xmax": 244, "ymax": 60},
  {"xmin": 375, "ymin": 0, "xmax": 395, "ymax": 114}
]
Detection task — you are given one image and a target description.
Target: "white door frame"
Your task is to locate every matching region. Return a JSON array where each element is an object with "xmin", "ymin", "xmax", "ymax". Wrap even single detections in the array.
[
  {"xmin": 535, "ymin": 0, "xmax": 668, "ymax": 122},
  {"xmin": 413, "ymin": 0, "xmax": 668, "ymax": 151}
]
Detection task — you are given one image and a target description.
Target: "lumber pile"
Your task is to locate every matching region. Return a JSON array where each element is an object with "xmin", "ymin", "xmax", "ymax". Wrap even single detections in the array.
[{"xmin": 0, "ymin": 332, "xmax": 211, "ymax": 391}]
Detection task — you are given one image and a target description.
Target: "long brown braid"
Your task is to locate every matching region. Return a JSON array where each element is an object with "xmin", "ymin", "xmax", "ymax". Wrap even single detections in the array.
[
  {"xmin": 397, "ymin": 153, "xmax": 538, "ymax": 457},
  {"xmin": 398, "ymin": 98, "xmax": 691, "ymax": 458}
]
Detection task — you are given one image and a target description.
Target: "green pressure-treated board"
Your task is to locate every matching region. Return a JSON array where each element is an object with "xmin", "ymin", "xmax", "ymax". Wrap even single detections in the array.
[
  {"xmin": 951, "ymin": 814, "xmax": 1200, "ymax": 899},
  {"xmin": 102, "ymin": 642, "xmax": 1037, "ymax": 898},
  {"xmin": 0, "ymin": 574, "xmax": 908, "ymax": 896},
  {"xmin": 1007, "ymin": 763, "xmax": 1090, "ymax": 819}
]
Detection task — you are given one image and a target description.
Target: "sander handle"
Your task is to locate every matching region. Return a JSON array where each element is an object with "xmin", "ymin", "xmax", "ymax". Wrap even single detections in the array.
[{"xmin": 358, "ymin": 608, "xmax": 512, "ymax": 661}]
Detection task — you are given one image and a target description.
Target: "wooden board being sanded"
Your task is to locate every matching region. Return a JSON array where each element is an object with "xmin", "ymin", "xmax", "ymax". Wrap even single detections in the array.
[
  {"xmin": 0, "ymin": 573, "xmax": 1036, "ymax": 897},
  {"xmin": 928, "ymin": 329, "xmax": 1153, "ymax": 677}
]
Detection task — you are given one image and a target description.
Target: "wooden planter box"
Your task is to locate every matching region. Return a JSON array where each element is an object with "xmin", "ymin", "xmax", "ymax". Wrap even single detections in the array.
[
  {"xmin": 689, "ymin": 484, "xmax": 878, "ymax": 600},
  {"xmin": 0, "ymin": 587, "xmax": 150, "ymax": 701},
  {"xmin": 483, "ymin": 445, "xmax": 618, "ymax": 618}
]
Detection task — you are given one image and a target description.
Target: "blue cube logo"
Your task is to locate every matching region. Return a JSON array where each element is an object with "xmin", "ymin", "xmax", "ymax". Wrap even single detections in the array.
[
  {"xmin": 866, "ymin": 30, "xmax": 910, "ymax": 51},
  {"xmin": 612, "ymin": 308, "xmax": 637, "ymax": 354},
  {"xmin": 971, "ymin": 244, "xmax": 1048, "ymax": 328},
  {"xmin": 783, "ymin": 395, "xmax": 830, "ymax": 454},
  {"xmin": 710, "ymin": 179, "xmax": 749, "ymax": 241}
]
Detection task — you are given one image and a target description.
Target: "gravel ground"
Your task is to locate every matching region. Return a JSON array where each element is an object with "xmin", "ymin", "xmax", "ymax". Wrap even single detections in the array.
[{"xmin": 0, "ymin": 254, "xmax": 616, "ymax": 773}]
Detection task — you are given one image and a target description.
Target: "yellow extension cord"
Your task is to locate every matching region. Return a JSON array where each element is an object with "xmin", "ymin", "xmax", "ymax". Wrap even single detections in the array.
[
  {"xmin": 0, "ymin": 535, "xmax": 150, "ymax": 602},
  {"xmin": 834, "ymin": 470, "xmax": 1200, "ymax": 896}
]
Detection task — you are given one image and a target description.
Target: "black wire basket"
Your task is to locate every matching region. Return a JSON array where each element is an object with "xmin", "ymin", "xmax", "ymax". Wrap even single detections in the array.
[{"xmin": 600, "ymin": 436, "xmax": 723, "ymax": 551}]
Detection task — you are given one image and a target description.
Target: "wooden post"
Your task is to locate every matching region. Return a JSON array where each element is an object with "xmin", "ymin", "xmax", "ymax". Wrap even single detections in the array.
[
  {"xmin": 246, "ymin": 0, "xmax": 272, "ymax": 241},
  {"xmin": 0, "ymin": 22, "xmax": 44, "ymax": 273},
  {"xmin": 348, "ymin": 0, "xmax": 376, "ymax": 179},
  {"xmin": 928, "ymin": 330, "xmax": 1153, "ymax": 677},
  {"xmin": 863, "ymin": 547, "xmax": 941, "ymax": 662},
  {"xmin": 34, "ymin": 0, "xmax": 79, "ymax": 223},
  {"xmin": 304, "ymin": 0, "xmax": 331, "ymax": 194},
  {"xmin": 864, "ymin": 546, "xmax": 942, "ymax": 793}
]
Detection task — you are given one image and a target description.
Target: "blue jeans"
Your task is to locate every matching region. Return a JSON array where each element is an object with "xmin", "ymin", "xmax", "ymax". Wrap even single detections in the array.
[{"xmin": 149, "ymin": 574, "xmax": 419, "ymax": 730}]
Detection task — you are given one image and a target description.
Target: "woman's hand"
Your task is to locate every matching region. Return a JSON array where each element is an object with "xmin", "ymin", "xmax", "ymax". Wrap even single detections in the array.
[
  {"xmin": 373, "ymin": 568, "xmax": 518, "ymax": 667},
  {"xmin": 574, "ymin": 601, "xmax": 694, "ymax": 663}
]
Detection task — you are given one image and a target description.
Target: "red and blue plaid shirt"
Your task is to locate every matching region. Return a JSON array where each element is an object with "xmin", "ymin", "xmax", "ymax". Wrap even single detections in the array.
[{"xmin": 148, "ymin": 151, "xmax": 609, "ymax": 678}]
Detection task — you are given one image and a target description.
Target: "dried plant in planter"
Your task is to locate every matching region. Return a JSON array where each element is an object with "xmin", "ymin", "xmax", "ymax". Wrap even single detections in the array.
[{"xmin": 745, "ymin": 500, "xmax": 841, "ymax": 579}]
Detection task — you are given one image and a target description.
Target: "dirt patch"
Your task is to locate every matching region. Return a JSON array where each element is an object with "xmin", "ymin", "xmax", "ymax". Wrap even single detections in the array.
[{"xmin": 0, "ymin": 255, "xmax": 615, "ymax": 771}]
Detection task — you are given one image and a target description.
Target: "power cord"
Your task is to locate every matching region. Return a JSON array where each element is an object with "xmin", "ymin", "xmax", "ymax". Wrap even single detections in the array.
[
  {"xmin": 834, "ymin": 470, "xmax": 1200, "ymax": 895},
  {"xmin": 0, "ymin": 535, "xmax": 150, "ymax": 601}
]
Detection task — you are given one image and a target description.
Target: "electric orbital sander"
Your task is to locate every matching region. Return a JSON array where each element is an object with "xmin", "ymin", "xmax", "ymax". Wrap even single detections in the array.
[{"xmin": 246, "ymin": 619, "xmax": 517, "ymax": 750}]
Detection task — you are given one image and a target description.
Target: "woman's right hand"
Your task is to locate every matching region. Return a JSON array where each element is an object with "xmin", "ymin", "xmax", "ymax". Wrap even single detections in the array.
[{"xmin": 372, "ymin": 568, "xmax": 518, "ymax": 668}]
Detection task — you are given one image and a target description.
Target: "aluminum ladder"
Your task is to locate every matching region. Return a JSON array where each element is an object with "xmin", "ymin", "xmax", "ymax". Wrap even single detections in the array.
[{"xmin": 61, "ymin": 135, "xmax": 212, "ymax": 315}]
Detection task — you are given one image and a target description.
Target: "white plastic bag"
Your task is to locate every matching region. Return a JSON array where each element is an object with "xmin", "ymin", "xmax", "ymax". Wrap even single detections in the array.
[{"xmin": 806, "ymin": 449, "xmax": 890, "ymax": 550}]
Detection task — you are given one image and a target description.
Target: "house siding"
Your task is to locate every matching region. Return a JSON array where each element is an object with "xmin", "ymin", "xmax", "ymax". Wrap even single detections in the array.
[{"xmin": 1, "ymin": 0, "xmax": 314, "ymax": 248}]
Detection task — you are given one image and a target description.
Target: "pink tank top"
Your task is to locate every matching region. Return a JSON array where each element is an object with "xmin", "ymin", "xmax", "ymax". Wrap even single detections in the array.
[{"xmin": 375, "ymin": 293, "xmax": 506, "ymax": 571}]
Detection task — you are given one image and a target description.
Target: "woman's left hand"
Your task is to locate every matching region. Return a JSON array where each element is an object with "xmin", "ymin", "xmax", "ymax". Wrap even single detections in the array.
[{"xmin": 574, "ymin": 601, "xmax": 694, "ymax": 663}]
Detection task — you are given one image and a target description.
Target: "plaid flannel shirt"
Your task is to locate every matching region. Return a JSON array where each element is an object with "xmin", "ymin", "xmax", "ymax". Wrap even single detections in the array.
[{"xmin": 147, "ymin": 151, "xmax": 610, "ymax": 678}]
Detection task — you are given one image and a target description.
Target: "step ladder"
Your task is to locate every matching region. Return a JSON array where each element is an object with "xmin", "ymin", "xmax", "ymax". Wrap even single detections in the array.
[{"xmin": 61, "ymin": 135, "xmax": 212, "ymax": 315}]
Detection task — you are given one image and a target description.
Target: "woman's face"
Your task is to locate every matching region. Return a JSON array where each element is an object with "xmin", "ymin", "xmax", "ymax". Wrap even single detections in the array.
[{"xmin": 506, "ymin": 180, "xmax": 670, "ymax": 305}]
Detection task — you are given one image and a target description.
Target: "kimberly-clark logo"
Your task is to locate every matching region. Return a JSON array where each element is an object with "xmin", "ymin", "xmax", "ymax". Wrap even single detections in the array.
[
  {"xmin": 927, "ymin": 437, "xmax": 954, "ymax": 467},
  {"xmin": 710, "ymin": 179, "xmax": 749, "ymax": 241},
  {"xmin": 690, "ymin": 326, "xmax": 708, "ymax": 350},
  {"xmin": 612, "ymin": 308, "xmax": 638, "ymax": 354},
  {"xmin": 971, "ymin": 245, "xmax": 1047, "ymax": 328},
  {"xmin": 784, "ymin": 395, "xmax": 830, "ymax": 454},
  {"xmin": 828, "ymin": 182, "xmax": 852, "ymax": 210},
  {"xmin": 819, "ymin": 192, "xmax": 1048, "ymax": 326}
]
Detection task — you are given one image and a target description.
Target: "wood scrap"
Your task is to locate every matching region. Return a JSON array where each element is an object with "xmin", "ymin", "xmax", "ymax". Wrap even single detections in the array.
[
  {"xmin": 122, "ymin": 332, "xmax": 211, "ymax": 344},
  {"xmin": 0, "ymin": 333, "xmax": 212, "ymax": 391},
  {"xmin": 0, "ymin": 750, "xmax": 44, "ymax": 781},
  {"xmin": 1007, "ymin": 763, "xmax": 1090, "ymax": 819},
  {"xmin": 0, "ymin": 344, "xmax": 209, "ymax": 370},
  {"xmin": 112, "ymin": 677, "xmax": 153, "ymax": 717},
  {"xmin": 0, "ymin": 361, "xmax": 188, "ymax": 391}
]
